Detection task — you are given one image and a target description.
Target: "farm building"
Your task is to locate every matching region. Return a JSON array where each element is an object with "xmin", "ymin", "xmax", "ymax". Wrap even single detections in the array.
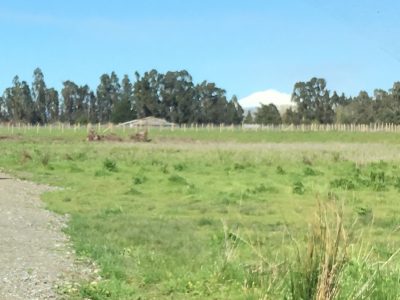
[{"xmin": 117, "ymin": 117, "xmax": 176, "ymax": 128}]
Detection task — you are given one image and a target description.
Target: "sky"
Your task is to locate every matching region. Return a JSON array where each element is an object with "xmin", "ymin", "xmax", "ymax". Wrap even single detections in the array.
[{"xmin": 1, "ymin": 0, "xmax": 400, "ymax": 106}]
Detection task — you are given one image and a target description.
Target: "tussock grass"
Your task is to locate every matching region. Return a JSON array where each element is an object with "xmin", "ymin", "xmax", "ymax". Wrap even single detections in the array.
[{"xmin": 288, "ymin": 203, "xmax": 348, "ymax": 300}]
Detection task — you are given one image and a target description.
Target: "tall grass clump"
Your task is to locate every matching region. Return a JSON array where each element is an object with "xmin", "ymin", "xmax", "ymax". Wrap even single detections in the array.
[
  {"xmin": 103, "ymin": 158, "xmax": 118, "ymax": 172},
  {"xmin": 288, "ymin": 203, "xmax": 348, "ymax": 300}
]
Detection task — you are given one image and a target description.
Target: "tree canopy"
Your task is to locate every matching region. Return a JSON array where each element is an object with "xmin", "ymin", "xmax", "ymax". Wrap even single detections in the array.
[
  {"xmin": 0, "ymin": 68, "xmax": 244, "ymax": 125},
  {"xmin": 2, "ymin": 70, "xmax": 400, "ymax": 126}
]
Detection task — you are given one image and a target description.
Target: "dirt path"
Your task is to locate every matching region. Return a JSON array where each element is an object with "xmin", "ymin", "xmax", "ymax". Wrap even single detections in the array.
[{"xmin": 0, "ymin": 174, "xmax": 90, "ymax": 299}]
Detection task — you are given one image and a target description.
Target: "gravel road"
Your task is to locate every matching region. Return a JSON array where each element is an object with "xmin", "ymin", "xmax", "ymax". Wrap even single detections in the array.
[{"xmin": 0, "ymin": 173, "xmax": 91, "ymax": 299}]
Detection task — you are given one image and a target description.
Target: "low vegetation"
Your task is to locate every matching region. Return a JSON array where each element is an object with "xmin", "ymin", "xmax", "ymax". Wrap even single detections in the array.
[{"xmin": 0, "ymin": 129, "xmax": 400, "ymax": 299}]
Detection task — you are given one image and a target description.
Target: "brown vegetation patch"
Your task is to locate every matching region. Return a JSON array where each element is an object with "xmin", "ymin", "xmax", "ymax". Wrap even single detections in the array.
[
  {"xmin": 0, "ymin": 135, "xmax": 20, "ymax": 141},
  {"xmin": 131, "ymin": 130, "xmax": 151, "ymax": 142}
]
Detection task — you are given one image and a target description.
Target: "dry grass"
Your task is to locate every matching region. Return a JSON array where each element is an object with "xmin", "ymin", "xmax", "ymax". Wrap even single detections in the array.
[{"xmin": 289, "ymin": 202, "xmax": 348, "ymax": 300}]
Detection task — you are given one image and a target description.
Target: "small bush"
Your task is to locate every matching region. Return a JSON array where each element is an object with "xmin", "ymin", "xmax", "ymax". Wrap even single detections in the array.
[
  {"xmin": 356, "ymin": 206, "xmax": 373, "ymax": 225},
  {"xmin": 276, "ymin": 166, "xmax": 286, "ymax": 175},
  {"xmin": 370, "ymin": 171, "xmax": 387, "ymax": 191},
  {"xmin": 302, "ymin": 155, "xmax": 313, "ymax": 165},
  {"xmin": 160, "ymin": 164, "xmax": 169, "ymax": 174},
  {"xmin": 394, "ymin": 176, "xmax": 400, "ymax": 190},
  {"xmin": 292, "ymin": 181, "xmax": 305, "ymax": 194},
  {"xmin": 332, "ymin": 152, "xmax": 341, "ymax": 162},
  {"xmin": 173, "ymin": 163, "xmax": 186, "ymax": 171},
  {"xmin": 103, "ymin": 158, "xmax": 118, "ymax": 172},
  {"xmin": 41, "ymin": 152, "xmax": 50, "ymax": 167},
  {"xmin": 20, "ymin": 150, "xmax": 32, "ymax": 164},
  {"xmin": 233, "ymin": 162, "xmax": 246, "ymax": 170},
  {"xmin": 133, "ymin": 175, "xmax": 147, "ymax": 185},
  {"xmin": 330, "ymin": 178, "xmax": 355, "ymax": 190},
  {"xmin": 168, "ymin": 174, "xmax": 188, "ymax": 185},
  {"xmin": 370, "ymin": 171, "xmax": 385, "ymax": 183},
  {"xmin": 198, "ymin": 217, "xmax": 214, "ymax": 226},
  {"xmin": 304, "ymin": 167, "xmax": 318, "ymax": 176}
]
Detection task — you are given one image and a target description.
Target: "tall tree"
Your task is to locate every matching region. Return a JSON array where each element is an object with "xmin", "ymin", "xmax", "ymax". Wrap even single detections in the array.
[
  {"xmin": 255, "ymin": 103, "xmax": 282, "ymax": 125},
  {"xmin": 46, "ymin": 88, "xmax": 59, "ymax": 123},
  {"xmin": 112, "ymin": 75, "xmax": 135, "ymax": 123},
  {"xmin": 282, "ymin": 107, "xmax": 301, "ymax": 124},
  {"xmin": 196, "ymin": 81, "xmax": 228, "ymax": 124},
  {"xmin": 61, "ymin": 81, "xmax": 79, "ymax": 123},
  {"xmin": 244, "ymin": 111, "xmax": 254, "ymax": 124},
  {"xmin": 4, "ymin": 76, "xmax": 34, "ymax": 123},
  {"xmin": 336, "ymin": 91, "xmax": 374, "ymax": 124},
  {"xmin": 291, "ymin": 77, "xmax": 334, "ymax": 124},
  {"xmin": 161, "ymin": 70, "xmax": 196, "ymax": 124},
  {"xmin": 32, "ymin": 68, "xmax": 47, "ymax": 124},
  {"xmin": 0, "ymin": 96, "xmax": 6, "ymax": 121},
  {"xmin": 133, "ymin": 70, "xmax": 164, "ymax": 118},
  {"xmin": 97, "ymin": 72, "xmax": 121, "ymax": 123},
  {"xmin": 75, "ymin": 85, "xmax": 91, "ymax": 123},
  {"xmin": 226, "ymin": 95, "xmax": 244, "ymax": 124},
  {"xmin": 88, "ymin": 91, "xmax": 98, "ymax": 124}
]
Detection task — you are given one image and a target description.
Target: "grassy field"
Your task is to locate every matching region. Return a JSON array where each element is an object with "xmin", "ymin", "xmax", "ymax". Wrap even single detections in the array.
[{"xmin": 1, "ymin": 128, "xmax": 400, "ymax": 299}]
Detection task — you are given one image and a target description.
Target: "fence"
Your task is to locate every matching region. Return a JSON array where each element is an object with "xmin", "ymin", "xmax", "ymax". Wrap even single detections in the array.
[{"xmin": 1, "ymin": 122, "xmax": 400, "ymax": 134}]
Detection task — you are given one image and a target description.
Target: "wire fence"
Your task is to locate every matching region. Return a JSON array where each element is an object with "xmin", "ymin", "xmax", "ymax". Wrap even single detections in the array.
[{"xmin": 1, "ymin": 122, "xmax": 400, "ymax": 135}]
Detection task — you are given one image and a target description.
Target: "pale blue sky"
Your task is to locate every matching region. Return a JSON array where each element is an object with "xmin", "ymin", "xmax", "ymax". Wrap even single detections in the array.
[{"xmin": 1, "ymin": 0, "xmax": 399, "ymax": 99}]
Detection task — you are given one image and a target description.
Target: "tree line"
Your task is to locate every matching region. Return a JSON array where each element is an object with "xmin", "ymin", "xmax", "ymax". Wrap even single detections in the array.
[
  {"xmin": 2, "ymin": 70, "xmax": 400, "ymax": 125},
  {"xmin": 250, "ymin": 77, "xmax": 400, "ymax": 125},
  {"xmin": 0, "ymin": 68, "xmax": 244, "ymax": 125}
]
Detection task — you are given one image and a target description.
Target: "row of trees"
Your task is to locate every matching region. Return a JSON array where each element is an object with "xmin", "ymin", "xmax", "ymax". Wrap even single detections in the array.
[
  {"xmin": 0, "ymin": 68, "xmax": 244, "ymax": 125},
  {"xmin": 2, "ymin": 70, "xmax": 400, "ymax": 125},
  {"xmin": 247, "ymin": 77, "xmax": 400, "ymax": 125}
]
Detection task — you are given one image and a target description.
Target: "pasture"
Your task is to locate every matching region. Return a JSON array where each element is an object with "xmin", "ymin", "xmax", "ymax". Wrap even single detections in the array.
[{"xmin": 0, "ymin": 126, "xmax": 400, "ymax": 299}]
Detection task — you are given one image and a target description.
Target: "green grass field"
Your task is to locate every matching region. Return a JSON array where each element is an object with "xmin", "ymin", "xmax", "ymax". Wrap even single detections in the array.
[{"xmin": 1, "ymin": 127, "xmax": 400, "ymax": 299}]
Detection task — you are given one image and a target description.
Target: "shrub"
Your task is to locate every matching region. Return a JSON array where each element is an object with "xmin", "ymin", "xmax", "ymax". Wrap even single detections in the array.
[
  {"xmin": 355, "ymin": 207, "xmax": 373, "ymax": 225},
  {"xmin": 103, "ymin": 158, "xmax": 118, "ymax": 172},
  {"xmin": 332, "ymin": 152, "xmax": 341, "ymax": 163},
  {"xmin": 304, "ymin": 167, "xmax": 318, "ymax": 176},
  {"xmin": 330, "ymin": 178, "xmax": 355, "ymax": 190},
  {"xmin": 133, "ymin": 175, "xmax": 147, "ymax": 185},
  {"xmin": 20, "ymin": 150, "xmax": 32, "ymax": 164},
  {"xmin": 276, "ymin": 166, "xmax": 286, "ymax": 175},
  {"xmin": 292, "ymin": 181, "xmax": 305, "ymax": 194},
  {"xmin": 41, "ymin": 152, "xmax": 50, "ymax": 167},
  {"xmin": 168, "ymin": 174, "xmax": 188, "ymax": 185},
  {"xmin": 173, "ymin": 163, "xmax": 186, "ymax": 171},
  {"xmin": 302, "ymin": 155, "xmax": 313, "ymax": 165}
]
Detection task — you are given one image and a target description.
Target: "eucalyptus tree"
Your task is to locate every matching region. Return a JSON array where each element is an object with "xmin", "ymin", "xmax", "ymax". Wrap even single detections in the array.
[
  {"xmin": 133, "ymin": 70, "xmax": 164, "ymax": 118},
  {"xmin": 111, "ymin": 75, "xmax": 135, "ymax": 123},
  {"xmin": 32, "ymin": 68, "xmax": 47, "ymax": 123},
  {"xmin": 61, "ymin": 80, "xmax": 79, "ymax": 124}
]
